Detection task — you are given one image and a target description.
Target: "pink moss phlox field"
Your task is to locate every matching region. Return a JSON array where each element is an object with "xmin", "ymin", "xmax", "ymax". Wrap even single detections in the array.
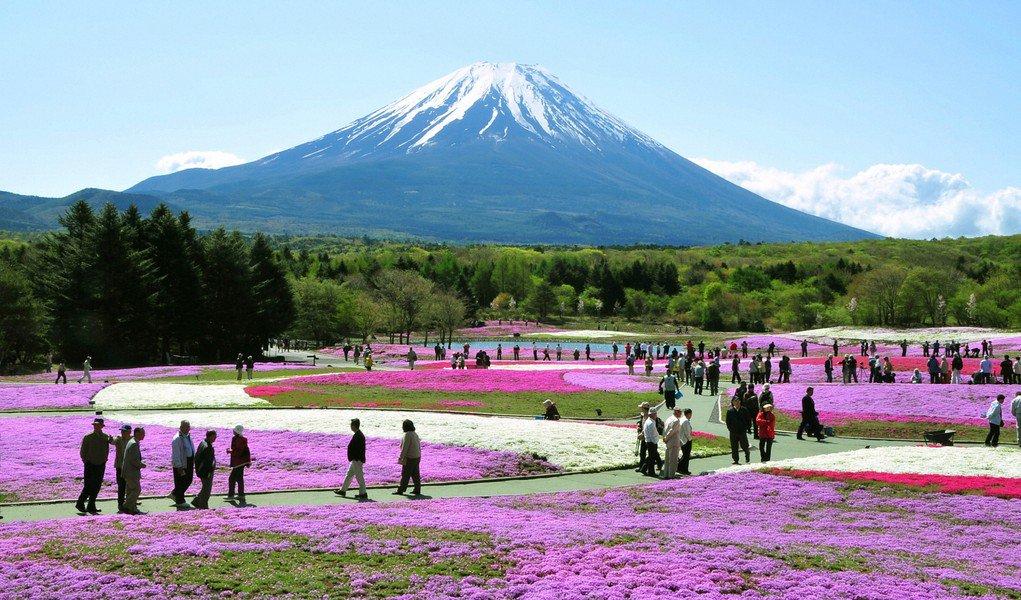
[
  {"xmin": 2, "ymin": 473, "xmax": 1019, "ymax": 598},
  {"xmin": 9, "ymin": 363, "xmax": 321, "ymax": 383},
  {"xmin": 561, "ymin": 369, "xmax": 658, "ymax": 393},
  {"xmin": 0, "ymin": 384, "xmax": 107, "ymax": 410},
  {"xmin": 296, "ymin": 369, "xmax": 590, "ymax": 393},
  {"xmin": 0, "ymin": 415, "xmax": 557, "ymax": 501},
  {"xmin": 762, "ymin": 383, "xmax": 1019, "ymax": 426},
  {"xmin": 766, "ymin": 468, "xmax": 1021, "ymax": 499}
]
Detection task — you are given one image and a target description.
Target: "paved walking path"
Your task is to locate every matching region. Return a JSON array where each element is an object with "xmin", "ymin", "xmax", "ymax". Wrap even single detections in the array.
[{"xmin": 0, "ymin": 369, "xmax": 910, "ymax": 523}]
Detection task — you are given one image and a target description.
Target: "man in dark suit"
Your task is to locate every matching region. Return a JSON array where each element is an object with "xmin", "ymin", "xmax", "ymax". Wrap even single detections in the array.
[
  {"xmin": 191, "ymin": 430, "xmax": 217, "ymax": 509},
  {"xmin": 337, "ymin": 418, "xmax": 368, "ymax": 498},
  {"xmin": 797, "ymin": 387, "xmax": 825, "ymax": 441},
  {"xmin": 726, "ymin": 398, "xmax": 750, "ymax": 465},
  {"xmin": 76, "ymin": 418, "xmax": 112, "ymax": 514}
]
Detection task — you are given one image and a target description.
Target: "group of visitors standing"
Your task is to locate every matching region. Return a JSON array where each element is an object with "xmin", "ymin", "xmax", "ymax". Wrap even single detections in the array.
[
  {"xmin": 984, "ymin": 392, "xmax": 1021, "ymax": 448},
  {"xmin": 77, "ymin": 419, "xmax": 250, "ymax": 515},
  {"xmin": 636, "ymin": 403, "xmax": 695, "ymax": 478}
]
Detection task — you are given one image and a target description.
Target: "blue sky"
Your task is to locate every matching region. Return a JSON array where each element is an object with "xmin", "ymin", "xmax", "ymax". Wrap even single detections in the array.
[{"xmin": 1, "ymin": 2, "xmax": 1018, "ymax": 236}]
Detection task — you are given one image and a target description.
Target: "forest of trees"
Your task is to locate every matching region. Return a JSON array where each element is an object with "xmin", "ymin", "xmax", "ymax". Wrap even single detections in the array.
[{"xmin": 1, "ymin": 202, "xmax": 1019, "ymax": 373}]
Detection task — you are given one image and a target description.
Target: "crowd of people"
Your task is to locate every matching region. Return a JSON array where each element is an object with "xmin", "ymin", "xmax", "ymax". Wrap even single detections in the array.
[{"xmin": 75, "ymin": 415, "xmax": 428, "ymax": 515}]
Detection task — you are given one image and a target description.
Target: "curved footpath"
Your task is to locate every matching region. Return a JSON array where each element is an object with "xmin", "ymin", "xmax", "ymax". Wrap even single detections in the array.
[{"xmin": 0, "ymin": 375, "xmax": 911, "ymax": 522}]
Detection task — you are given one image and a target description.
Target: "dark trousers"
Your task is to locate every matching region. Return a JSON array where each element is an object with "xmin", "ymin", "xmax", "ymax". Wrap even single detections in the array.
[
  {"xmin": 172, "ymin": 457, "xmax": 195, "ymax": 504},
  {"xmin": 798, "ymin": 416, "xmax": 822, "ymax": 439},
  {"xmin": 694, "ymin": 377, "xmax": 703, "ymax": 394},
  {"xmin": 640, "ymin": 442, "xmax": 661, "ymax": 475},
  {"xmin": 55, "ymin": 372, "xmax": 67, "ymax": 384},
  {"xmin": 708, "ymin": 378, "xmax": 718, "ymax": 395},
  {"xmin": 192, "ymin": 474, "xmax": 213, "ymax": 508},
  {"xmin": 731, "ymin": 371, "xmax": 740, "ymax": 383},
  {"xmin": 228, "ymin": 465, "xmax": 246, "ymax": 497},
  {"xmin": 664, "ymin": 390, "xmax": 676, "ymax": 410},
  {"xmin": 398, "ymin": 457, "xmax": 421, "ymax": 494},
  {"xmin": 116, "ymin": 467, "xmax": 126, "ymax": 510},
  {"xmin": 985, "ymin": 423, "xmax": 1001, "ymax": 447},
  {"xmin": 679, "ymin": 441, "xmax": 692, "ymax": 474},
  {"xmin": 825, "ymin": 370, "xmax": 833, "ymax": 383},
  {"xmin": 77, "ymin": 462, "xmax": 105, "ymax": 510},
  {"xmin": 779, "ymin": 372, "xmax": 790, "ymax": 383},
  {"xmin": 759, "ymin": 438, "xmax": 774, "ymax": 462},
  {"xmin": 729, "ymin": 431, "xmax": 750, "ymax": 463}
]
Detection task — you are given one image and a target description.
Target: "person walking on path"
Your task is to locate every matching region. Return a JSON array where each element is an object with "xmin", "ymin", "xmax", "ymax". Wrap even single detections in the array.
[
  {"xmin": 639, "ymin": 409, "xmax": 662, "ymax": 477},
  {"xmin": 245, "ymin": 355, "xmax": 255, "ymax": 380},
  {"xmin": 707, "ymin": 358, "xmax": 720, "ymax": 396},
  {"xmin": 407, "ymin": 347, "xmax": 418, "ymax": 370},
  {"xmin": 112, "ymin": 424, "xmax": 132, "ymax": 513},
  {"xmin": 1011, "ymin": 392, "xmax": 1021, "ymax": 446},
  {"xmin": 731, "ymin": 355, "xmax": 741, "ymax": 384},
  {"xmin": 227, "ymin": 425, "xmax": 251, "ymax": 504},
  {"xmin": 235, "ymin": 354, "xmax": 244, "ymax": 381},
  {"xmin": 659, "ymin": 372, "xmax": 680, "ymax": 410},
  {"xmin": 121, "ymin": 427, "xmax": 146, "ymax": 515},
  {"xmin": 661, "ymin": 408, "xmax": 682, "ymax": 479},
  {"xmin": 77, "ymin": 356, "xmax": 93, "ymax": 384},
  {"xmin": 677, "ymin": 408, "xmax": 694, "ymax": 475},
  {"xmin": 394, "ymin": 420, "xmax": 422, "ymax": 496},
  {"xmin": 744, "ymin": 385, "xmax": 760, "ymax": 439},
  {"xmin": 191, "ymin": 430, "xmax": 217, "ymax": 509},
  {"xmin": 171, "ymin": 420, "xmax": 196, "ymax": 508},
  {"xmin": 797, "ymin": 387, "xmax": 825, "ymax": 441},
  {"xmin": 55, "ymin": 361, "xmax": 67, "ymax": 384},
  {"xmin": 756, "ymin": 404, "xmax": 776, "ymax": 462},
  {"xmin": 337, "ymin": 419, "xmax": 368, "ymax": 498},
  {"xmin": 726, "ymin": 398, "xmax": 751, "ymax": 465},
  {"xmin": 76, "ymin": 417, "xmax": 112, "ymax": 514},
  {"xmin": 693, "ymin": 361, "xmax": 705, "ymax": 395},
  {"xmin": 984, "ymin": 395, "xmax": 1005, "ymax": 447}
]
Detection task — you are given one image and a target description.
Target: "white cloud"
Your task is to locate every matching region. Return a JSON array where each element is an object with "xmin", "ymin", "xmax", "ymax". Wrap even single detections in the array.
[
  {"xmin": 693, "ymin": 158, "xmax": 1021, "ymax": 238},
  {"xmin": 154, "ymin": 150, "xmax": 245, "ymax": 174}
]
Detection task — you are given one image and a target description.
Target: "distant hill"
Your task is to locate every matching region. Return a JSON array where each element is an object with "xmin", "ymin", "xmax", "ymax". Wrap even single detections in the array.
[{"xmin": 8, "ymin": 62, "xmax": 878, "ymax": 243}]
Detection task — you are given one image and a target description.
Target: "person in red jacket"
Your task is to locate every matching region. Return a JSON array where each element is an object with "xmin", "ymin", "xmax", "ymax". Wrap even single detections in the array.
[
  {"xmin": 226, "ymin": 425, "xmax": 251, "ymax": 505},
  {"xmin": 756, "ymin": 404, "xmax": 776, "ymax": 462}
]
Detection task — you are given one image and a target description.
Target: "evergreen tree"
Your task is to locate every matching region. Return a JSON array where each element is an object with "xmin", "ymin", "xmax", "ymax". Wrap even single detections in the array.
[
  {"xmin": 249, "ymin": 233, "xmax": 295, "ymax": 349},
  {"xmin": 201, "ymin": 229, "xmax": 256, "ymax": 361}
]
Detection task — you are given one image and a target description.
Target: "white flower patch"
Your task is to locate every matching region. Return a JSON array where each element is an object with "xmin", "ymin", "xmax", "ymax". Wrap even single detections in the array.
[
  {"xmin": 525, "ymin": 329, "xmax": 643, "ymax": 339},
  {"xmin": 107, "ymin": 409, "xmax": 635, "ymax": 471},
  {"xmin": 722, "ymin": 445, "xmax": 1021, "ymax": 478},
  {"xmin": 93, "ymin": 383, "xmax": 271, "ymax": 410}
]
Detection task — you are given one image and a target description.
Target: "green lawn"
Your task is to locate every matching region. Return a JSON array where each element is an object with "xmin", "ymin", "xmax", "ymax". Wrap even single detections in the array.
[
  {"xmin": 773, "ymin": 411, "xmax": 1001, "ymax": 443},
  {"xmin": 155, "ymin": 366, "xmax": 357, "ymax": 383},
  {"xmin": 257, "ymin": 384, "xmax": 658, "ymax": 419}
]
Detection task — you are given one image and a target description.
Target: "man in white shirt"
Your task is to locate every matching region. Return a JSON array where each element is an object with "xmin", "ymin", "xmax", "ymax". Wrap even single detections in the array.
[
  {"xmin": 170, "ymin": 420, "xmax": 196, "ymax": 507},
  {"xmin": 984, "ymin": 395, "xmax": 1005, "ymax": 447},
  {"xmin": 979, "ymin": 357, "xmax": 993, "ymax": 384},
  {"xmin": 1011, "ymin": 392, "xmax": 1021, "ymax": 446},
  {"xmin": 678, "ymin": 409, "xmax": 694, "ymax": 475},
  {"xmin": 661, "ymin": 409, "xmax": 682, "ymax": 478},
  {"xmin": 640, "ymin": 410, "xmax": 661, "ymax": 477}
]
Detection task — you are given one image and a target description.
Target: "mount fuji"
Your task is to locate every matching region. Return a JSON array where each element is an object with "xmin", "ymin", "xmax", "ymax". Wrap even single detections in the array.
[{"xmin": 107, "ymin": 63, "xmax": 873, "ymax": 242}]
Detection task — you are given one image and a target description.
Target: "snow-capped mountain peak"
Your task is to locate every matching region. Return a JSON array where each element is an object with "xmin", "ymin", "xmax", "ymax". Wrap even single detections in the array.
[{"xmin": 264, "ymin": 62, "xmax": 662, "ymax": 164}]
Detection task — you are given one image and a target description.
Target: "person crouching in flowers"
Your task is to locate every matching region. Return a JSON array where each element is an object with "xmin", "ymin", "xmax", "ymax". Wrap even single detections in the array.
[
  {"xmin": 756, "ymin": 404, "xmax": 776, "ymax": 462},
  {"xmin": 191, "ymin": 430, "xmax": 217, "ymax": 509},
  {"xmin": 227, "ymin": 425, "xmax": 251, "ymax": 505},
  {"xmin": 394, "ymin": 419, "xmax": 422, "ymax": 496},
  {"xmin": 543, "ymin": 398, "xmax": 561, "ymax": 420}
]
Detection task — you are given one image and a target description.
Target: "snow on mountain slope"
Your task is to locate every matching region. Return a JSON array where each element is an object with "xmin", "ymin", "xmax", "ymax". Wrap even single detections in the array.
[{"xmin": 259, "ymin": 62, "xmax": 665, "ymax": 165}]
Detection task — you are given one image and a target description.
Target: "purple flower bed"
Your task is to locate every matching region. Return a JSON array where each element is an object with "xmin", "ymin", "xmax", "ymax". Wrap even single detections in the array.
[
  {"xmin": 8, "ymin": 363, "xmax": 322, "ymax": 383},
  {"xmin": 764, "ymin": 383, "xmax": 1019, "ymax": 426},
  {"xmin": 561, "ymin": 369, "xmax": 658, "ymax": 393},
  {"xmin": 0, "ymin": 415, "xmax": 557, "ymax": 501},
  {"xmin": 1, "ymin": 472, "xmax": 1018, "ymax": 598},
  {"xmin": 0, "ymin": 384, "xmax": 107, "ymax": 411},
  {"xmin": 294, "ymin": 369, "xmax": 590, "ymax": 394}
]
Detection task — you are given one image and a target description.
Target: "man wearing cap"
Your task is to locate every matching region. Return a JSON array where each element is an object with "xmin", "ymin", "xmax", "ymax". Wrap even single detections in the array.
[
  {"xmin": 121, "ymin": 427, "xmax": 146, "ymax": 515},
  {"xmin": 170, "ymin": 420, "xmax": 196, "ymax": 508},
  {"xmin": 76, "ymin": 418, "xmax": 112, "ymax": 514},
  {"xmin": 112, "ymin": 423, "xmax": 133, "ymax": 513},
  {"xmin": 661, "ymin": 408, "xmax": 682, "ymax": 478},
  {"xmin": 191, "ymin": 430, "xmax": 217, "ymax": 509},
  {"xmin": 640, "ymin": 409, "xmax": 661, "ymax": 476}
]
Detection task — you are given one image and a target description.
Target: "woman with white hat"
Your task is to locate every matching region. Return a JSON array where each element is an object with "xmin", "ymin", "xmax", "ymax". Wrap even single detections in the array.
[{"xmin": 226, "ymin": 425, "xmax": 251, "ymax": 505}]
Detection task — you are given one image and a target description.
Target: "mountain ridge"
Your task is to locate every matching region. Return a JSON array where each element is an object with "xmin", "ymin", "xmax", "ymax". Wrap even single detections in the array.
[{"xmin": 16, "ymin": 62, "xmax": 878, "ymax": 243}]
